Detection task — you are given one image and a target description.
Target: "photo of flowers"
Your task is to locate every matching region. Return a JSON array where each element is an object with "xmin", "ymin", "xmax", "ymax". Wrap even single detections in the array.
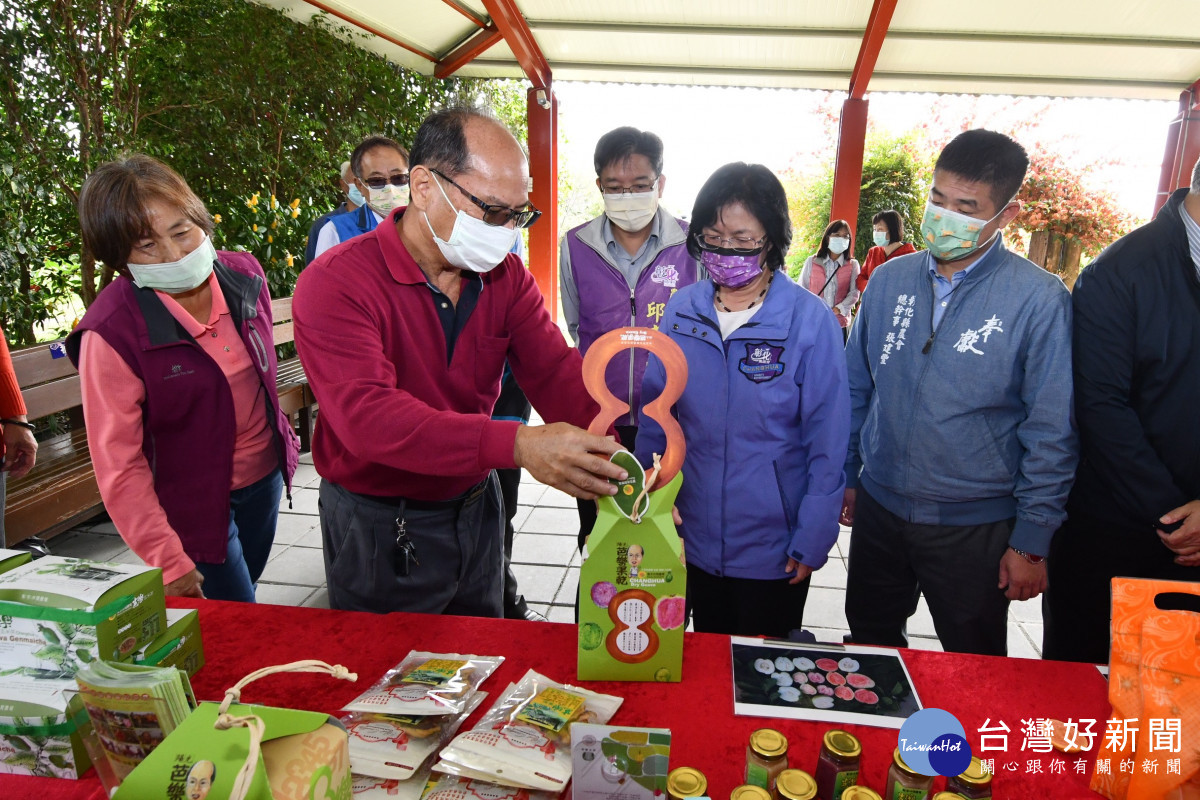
[{"xmin": 730, "ymin": 637, "xmax": 922, "ymax": 729}]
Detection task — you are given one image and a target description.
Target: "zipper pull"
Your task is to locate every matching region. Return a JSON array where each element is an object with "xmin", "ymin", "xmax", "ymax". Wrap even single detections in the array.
[
  {"xmin": 921, "ymin": 335, "xmax": 934, "ymax": 354},
  {"xmin": 629, "ymin": 292, "xmax": 636, "ymax": 324}
]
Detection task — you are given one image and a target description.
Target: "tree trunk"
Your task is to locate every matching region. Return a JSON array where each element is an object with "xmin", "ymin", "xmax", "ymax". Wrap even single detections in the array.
[
  {"xmin": 1045, "ymin": 234, "xmax": 1064, "ymax": 275},
  {"xmin": 1027, "ymin": 230, "xmax": 1050, "ymax": 268},
  {"xmin": 1062, "ymin": 239, "xmax": 1084, "ymax": 291}
]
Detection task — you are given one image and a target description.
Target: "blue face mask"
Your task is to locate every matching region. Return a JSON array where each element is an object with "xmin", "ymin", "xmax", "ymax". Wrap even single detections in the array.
[
  {"xmin": 873, "ymin": 230, "xmax": 889, "ymax": 247},
  {"xmin": 347, "ymin": 183, "xmax": 366, "ymax": 207}
]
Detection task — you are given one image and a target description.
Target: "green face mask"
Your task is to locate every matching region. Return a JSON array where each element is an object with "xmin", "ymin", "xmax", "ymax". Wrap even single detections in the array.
[{"xmin": 920, "ymin": 200, "xmax": 1003, "ymax": 261}]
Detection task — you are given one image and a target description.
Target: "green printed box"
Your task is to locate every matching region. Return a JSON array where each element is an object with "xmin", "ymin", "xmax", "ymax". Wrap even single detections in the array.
[
  {"xmin": 0, "ymin": 557, "xmax": 166, "ymax": 676},
  {"xmin": 0, "ymin": 672, "xmax": 92, "ymax": 779},
  {"xmin": 135, "ymin": 608, "xmax": 204, "ymax": 677},
  {"xmin": 578, "ymin": 462, "xmax": 686, "ymax": 682},
  {"xmin": 0, "ymin": 549, "xmax": 31, "ymax": 576}
]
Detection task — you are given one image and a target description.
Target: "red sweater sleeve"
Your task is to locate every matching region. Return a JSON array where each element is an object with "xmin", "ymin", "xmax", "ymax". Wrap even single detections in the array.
[{"xmin": 0, "ymin": 331, "xmax": 27, "ymax": 419}]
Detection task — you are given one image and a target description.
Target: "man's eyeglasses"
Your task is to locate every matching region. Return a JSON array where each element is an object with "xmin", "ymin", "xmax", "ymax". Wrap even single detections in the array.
[
  {"xmin": 694, "ymin": 231, "xmax": 767, "ymax": 254},
  {"xmin": 363, "ymin": 174, "xmax": 410, "ymax": 190},
  {"xmin": 431, "ymin": 168, "xmax": 542, "ymax": 229},
  {"xmin": 602, "ymin": 178, "xmax": 658, "ymax": 195}
]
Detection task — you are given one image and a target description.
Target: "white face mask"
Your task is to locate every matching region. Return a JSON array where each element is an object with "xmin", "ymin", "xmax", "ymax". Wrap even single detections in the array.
[
  {"xmin": 366, "ymin": 183, "xmax": 409, "ymax": 216},
  {"xmin": 828, "ymin": 236, "xmax": 850, "ymax": 255},
  {"xmin": 127, "ymin": 234, "xmax": 216, "ymax": 293},
  {"xmin": 602, "ymin": 180, "xmax": 659, "ymax": 233},
  {"xmin": 423, "ymin": 177, "xmax": 517, "ymax": 274}
]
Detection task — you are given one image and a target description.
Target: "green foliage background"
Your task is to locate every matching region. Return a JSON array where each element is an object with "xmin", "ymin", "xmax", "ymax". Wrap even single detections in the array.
[{"xmin": 0, "ymin": 0, "xmax": 525, "ymax": 345}]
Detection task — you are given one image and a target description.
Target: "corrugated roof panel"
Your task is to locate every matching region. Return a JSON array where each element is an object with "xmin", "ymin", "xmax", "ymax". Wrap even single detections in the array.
[
  {"xmin": 889, "ymin": 0, "xmax": 1200, "ymax": 39},
  {"xmin": 518, "ymin": 0, "xmax": 872, "ymax": 28}
]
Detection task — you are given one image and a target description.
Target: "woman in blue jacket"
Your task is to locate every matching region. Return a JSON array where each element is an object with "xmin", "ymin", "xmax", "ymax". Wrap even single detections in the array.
[{"xmin": 636, "ymin": 163, "xmax": 850, "ymax": 636}]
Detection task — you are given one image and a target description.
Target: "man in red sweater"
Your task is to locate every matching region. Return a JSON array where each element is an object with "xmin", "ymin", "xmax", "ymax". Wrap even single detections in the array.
[{"xmin": 294, "ymin": 108, "xmax": 625, "ymax": 616}]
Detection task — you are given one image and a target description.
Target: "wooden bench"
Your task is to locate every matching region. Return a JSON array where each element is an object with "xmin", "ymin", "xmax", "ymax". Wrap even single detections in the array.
[{"xmin": 2, "ymin": 296, "xmax": 315, "ymax": 546}]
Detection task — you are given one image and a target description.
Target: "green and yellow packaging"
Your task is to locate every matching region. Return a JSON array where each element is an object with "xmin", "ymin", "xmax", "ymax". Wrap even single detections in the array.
[
  {"xmin": 135, "ymin": 608, "xmax": 204, "ymax": 677},
  {"xmin": 0, "ymin": 549, "xmax": 32, "ymax": 576},
  {"xmin": 0, "ymin": 672, "xmax": 93, "ymax": 779},
  {"xmin": 0, "ymin": 556, "xmax": 166, "ymax": 676}
]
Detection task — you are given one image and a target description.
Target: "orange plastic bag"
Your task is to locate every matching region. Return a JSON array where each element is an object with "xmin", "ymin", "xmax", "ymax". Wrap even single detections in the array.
[{"xmin": 1092, "ymin": 578, "xmax": 1200, "ymax": 800}]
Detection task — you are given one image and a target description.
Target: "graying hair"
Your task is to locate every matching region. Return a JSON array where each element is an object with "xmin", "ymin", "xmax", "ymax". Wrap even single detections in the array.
[{"xmin": 1192, "ymin": 155, "xmax": 1200, "ymax": 194}]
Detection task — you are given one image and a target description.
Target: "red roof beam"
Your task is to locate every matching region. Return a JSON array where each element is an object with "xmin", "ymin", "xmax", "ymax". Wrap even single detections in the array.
[
  {"xmin": 480, "ymin": 0, "xmax": 552, "ymax": 90},
  {"xmin": 847, "ymin": 0, "xmax": 899, "ymax": 99},
  {"xmin": 301, "ymin": 0, "xmax": 436, "ymax": 62},
  {"xmin": 435, "ymin": 25, "xmax": 504, "ymax": 78}
]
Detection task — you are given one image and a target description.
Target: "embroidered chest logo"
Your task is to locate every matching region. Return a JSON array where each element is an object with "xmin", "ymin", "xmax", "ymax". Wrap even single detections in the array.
[
  {"xmin": 880, "ymin": 294, "xmax": 916, "ymax": 365},
  {"xmin": 650, "ymin": 263, "xmax": 679, "ymax": 288},
  {"xmin": 163, "ymin": 363, "xmax": 196, "ymax": 380},
  {"xmin": 738, "ymin": 342, "xmax": 785, "ymax": 383},
  {"xmin": 954, "ymin": 315, "xmax": 1004, "ymax": 355}
]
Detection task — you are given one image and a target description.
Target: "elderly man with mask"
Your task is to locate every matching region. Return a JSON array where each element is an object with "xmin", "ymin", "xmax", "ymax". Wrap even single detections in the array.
[
  {"xmin": 311, "ymin": 134, "xmax": 410, "ymax": 260},
  {"xmin": 558, "ymin": 126, "xmax": 701, "ymax": 554},
  {"xmin": 294, "ymin": 108, "xmax": 625, "ymax": 616},
  {"xmin": 304, "ymin": 160, "xmax": 360, "ymax": 265}
]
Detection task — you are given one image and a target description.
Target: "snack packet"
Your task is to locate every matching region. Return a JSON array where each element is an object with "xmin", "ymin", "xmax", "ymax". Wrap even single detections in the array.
[
  {"xmin": 434, "ymin": 670, "xmax": 623, "ymax": 792},
  {"xmin": 343, "ymin": 651, "xmax": 503, "ymax": 716},
  {"xmin": 423, "ymin": 773, "xmax": 558, "ymax": 800},
  {"xmin": 343, "ymin": 691, "xmax": 486, "ymax": 780},
  {"xmin": 351, "ymin": 766, "xmax": 437, "ymax": 800}
]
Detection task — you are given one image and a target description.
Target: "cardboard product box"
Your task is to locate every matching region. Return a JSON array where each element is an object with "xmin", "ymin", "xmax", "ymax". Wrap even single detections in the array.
[
  {"xmin": 0, "ymin": 550, "xmax": 32, "ymax": 576},
  {"xmin": 0, "ymin": 557, "xmax": 166, "ymax": 676},
  {"xmin": 135, "ymin": 608, "xmax": 204, "ymax": 677},
  {"xmin": 0, "ymin": 672, "xmax": 93, "ymax": 779},
  {"xmin": 578, "ymin": 469, "xmax": 687, "ymax": 683}
]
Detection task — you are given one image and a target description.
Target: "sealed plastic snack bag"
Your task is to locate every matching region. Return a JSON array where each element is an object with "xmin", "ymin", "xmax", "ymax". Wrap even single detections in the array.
[
  {"xmin": 343, "ymin": 692, "xmax": 486, "ymax": 780},
  {"xmin": 434, "ymin": 670, "xmax": 623, "ymax": 792},
  {"xmin": 351, "ymin": 764, "xmax": 438, "ymax": 800},
  {"xmin": 343, "ymin": 652, "xmax": 503, "ymax": 716},
  {"xmin": 424, "ymin": 773, "xmax": 558, "ymax": 800}
]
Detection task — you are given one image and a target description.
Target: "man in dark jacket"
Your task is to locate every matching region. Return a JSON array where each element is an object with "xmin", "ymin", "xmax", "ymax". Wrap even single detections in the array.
[{"xmin": 1043, "ymin": 157, "xmax": 1200, "ymax": 663}]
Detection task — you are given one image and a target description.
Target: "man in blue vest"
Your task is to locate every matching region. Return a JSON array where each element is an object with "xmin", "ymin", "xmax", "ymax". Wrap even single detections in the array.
[
  {"xmin": 304, "ymin": 160, "xmax": 360, "ymax": 265},
  {"xmin": 312, "ymin": 135, "xmax": 409, "ymax": 259},
  {"xmin": 559, "ymin": 127, "xmax": 702, "ymax": 553}
]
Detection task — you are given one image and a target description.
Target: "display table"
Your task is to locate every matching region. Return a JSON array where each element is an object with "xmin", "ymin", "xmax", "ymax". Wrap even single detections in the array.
[{"xmin": 2, "ymin": 597, "xmax": 1111, "ymax": 799}]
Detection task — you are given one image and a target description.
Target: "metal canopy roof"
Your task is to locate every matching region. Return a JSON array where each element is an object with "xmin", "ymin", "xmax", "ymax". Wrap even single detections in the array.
[{"xmin": 258, "ymin": 0, "xmax": 1200, "ymax": 99}]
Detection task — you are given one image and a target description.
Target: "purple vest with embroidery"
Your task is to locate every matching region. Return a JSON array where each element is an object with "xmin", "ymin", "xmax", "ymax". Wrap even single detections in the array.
[
  {"xmin": 568, "ymin": 221, "xmax": 698, "ymax": 424},
  {"xmin": 66, "ymin": 252, "xmax": 296, "ymax": 564}
]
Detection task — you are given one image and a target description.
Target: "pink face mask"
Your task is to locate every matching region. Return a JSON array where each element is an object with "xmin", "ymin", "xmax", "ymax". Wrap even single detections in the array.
[{"xmin": 701, "ymin": 249, "xmax": 763, "ymax": 289}]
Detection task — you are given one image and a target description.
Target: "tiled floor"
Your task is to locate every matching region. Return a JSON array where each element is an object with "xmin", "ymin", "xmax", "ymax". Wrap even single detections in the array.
[{"xmin": 48, "ymin": 452, "xmax": 1048, "ymax": 658}]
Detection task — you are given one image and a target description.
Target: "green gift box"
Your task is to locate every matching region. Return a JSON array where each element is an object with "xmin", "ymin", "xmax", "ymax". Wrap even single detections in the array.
[
  {"xmin": 0, "ymin": 556, "xmax": 166, "ymax": 677},
  {"xmin": 0, "ymin": 550, "xmax": 32, "ymax": 576},
  {"xmin": 136, "ymin": 608, "xmax": 204, "ymax": 677},
  {"xmin": 0, "ymin": 672, "xmax": 93, "ymax": 779}
]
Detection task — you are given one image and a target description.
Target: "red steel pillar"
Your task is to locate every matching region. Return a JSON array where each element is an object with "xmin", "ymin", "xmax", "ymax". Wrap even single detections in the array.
[
  {"xmin": 829, "ymin": 98, "xmax": 870, "ymax": 232},
  {"xmin": 1154, "ymin": 83, "xmax": 1200, "ymax": 215},
  {"xmin": 527, "ymin": 86, "xmax": 559, "ymax": 318}
]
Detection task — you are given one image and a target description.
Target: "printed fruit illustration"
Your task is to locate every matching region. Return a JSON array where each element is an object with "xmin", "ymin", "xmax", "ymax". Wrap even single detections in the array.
[
  {"xmin": 838, "ymin": 657, "xmax": 861, "ymax": 672},
  {"xmin": 807, "ymin": 671, "xmax": 825, "ymax": 684},
  {"xmin": 792, "ymin": 657, "xmax": 816, "ymax": 671},
  {"xmin": 854, "ymin": 689, "xmax": 880, "ymax": 704},
  {"xmin": 815, "ymin": 658, "xmax": 840, "ymax": 672},
  {"xmin": 654, "ymin": 667, "xmax": 673, "ymax": 681},
  {"xmin": 817, "ymin": 685, "xmax": 834, "ymax": 696},
  {"xmin": 579, "ymin": 622, "xmax": 604, "ymax": 650},
  {"xmin": 834, "ymin": 686, "xmax": 855, "ymax": 701},
  {"xmin": 846, "ymin": 673, "xmax": 875, "ymax": 689},
  {"xmin": 654, "ymin": 595, "xmax": 686, "ymax": 630},
  {"xmin": 825, "ymin": 671, "xmax": 846, "ymax": 686},
  {"xmin": 591, "ymin": 581, "xmax": 617, "ymax": 607}
]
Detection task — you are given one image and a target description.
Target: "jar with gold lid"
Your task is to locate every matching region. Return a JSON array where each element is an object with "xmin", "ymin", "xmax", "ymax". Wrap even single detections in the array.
[
  {"xmin": 932, "ymin": 793, "xmax": 966, "ymax": 800},
  {"xmin": 668, "ymin": 767, "xmax": 708, "ymax": 800},
  {"xmin": 884, "ymin": 749, "xmax": 934, "ymax": 800},
  {"xmin": 776, "ymin": 769, "xmax": 817, "ymax": 800},
  {"xmin": 814, "ymin": 729, "xmax": 861, "ymax": 800},
  {"xmin": 746, "ymin": 728, "xmax": 789, "ymax": 792},
  {"xmin": 840, "ymin": 788, "xmax": 882, "ymax": 800},
  {"xmin": 732, "ymin": 784, "xmax": 774, "ymax": 800},
  {"xmin": 944, "ymin": 757, "xmax": 991, "ymax": 799}
]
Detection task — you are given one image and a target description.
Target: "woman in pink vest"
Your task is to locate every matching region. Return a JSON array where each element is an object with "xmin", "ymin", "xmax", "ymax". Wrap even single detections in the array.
[
  {"xmin": 67, "ymin": 156, "xmax": 300, "ymax": 602},
  {"xmin": 799, "ymin": 219, "xmax": 860, "ymax": 336}
]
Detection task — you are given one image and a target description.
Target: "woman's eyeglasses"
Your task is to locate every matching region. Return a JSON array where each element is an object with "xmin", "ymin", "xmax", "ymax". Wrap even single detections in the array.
[
  {"xmin": 363, "ymin": 174, "xmax": 411, "ymax": 190},
  {"xmin": 694, "ymin": 231, "xmax": 767, "ymax": 254},
  {"xmin": 431, "ymin": 168, "xmax": 542, "ymax": 229}
]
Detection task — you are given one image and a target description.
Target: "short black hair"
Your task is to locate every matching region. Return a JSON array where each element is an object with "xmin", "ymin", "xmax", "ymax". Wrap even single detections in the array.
[
  {"xmin": 350, "ymin": 135, "xmax": 408, "ymax": 178},
  {"xmin": 687, "ymin": 162, "xmax": 791, "ymax": 272},
  {"xmin": 872, "ymin": 209, "xmax": 903, "ymax": 244},
  {"xmin": 407, "ymin": 107, "xmax": 499, "ymax": 178},
  {"xmin": 593, "ymin": 127, "xmax": 664, "ymax": 177},
  {"xmin": 816, "ymin": 219, "xmax": 853, "ymax": 261},
  {"xmin": 934, "ymin": 129, "xmax": 1029, "ymax": 211}
]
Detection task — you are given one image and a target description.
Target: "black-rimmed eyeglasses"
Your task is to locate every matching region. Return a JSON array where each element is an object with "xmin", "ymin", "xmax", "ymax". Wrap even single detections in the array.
[
  {"xmin": 694, "ymin": 231, "xmax": 767, "ymax": 254},
  {"xmin": 431, "ymin": 168, "xmax": 542, "ymax": 229}
]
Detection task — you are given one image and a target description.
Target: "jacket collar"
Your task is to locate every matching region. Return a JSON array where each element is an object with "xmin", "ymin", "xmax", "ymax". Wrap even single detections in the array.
[
  {"xmin": 919, "ymin": 235, "xmax": 1007, "ymax": 285},
  {"xmin": 678, "ymin": 271, "xmax": 794, "ymax": 340},
  {"xmin": 576, "ymin": 207, "xmax": 688, "ymax": 263}
]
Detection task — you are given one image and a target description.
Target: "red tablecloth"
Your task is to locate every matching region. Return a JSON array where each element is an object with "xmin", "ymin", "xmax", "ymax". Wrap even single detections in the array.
[{"xmin": 2, "ymin": 597, "xmax": 1112, "ymax": 799}]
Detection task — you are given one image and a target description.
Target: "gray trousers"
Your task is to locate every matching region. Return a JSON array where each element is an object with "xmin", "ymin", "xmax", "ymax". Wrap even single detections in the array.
[
  {"xmin": 845, "ymin": 488, "xmax": 1013, "ymax": 656},
  {"xmin": 318, "ymin": 474, "xmax": 504, "ymax": 617}
]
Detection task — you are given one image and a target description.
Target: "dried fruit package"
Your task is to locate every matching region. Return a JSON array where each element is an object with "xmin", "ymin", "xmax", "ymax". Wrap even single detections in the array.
[
  {"xmin": 351, "ymin": 765, "xmax": 435, "ymax": 800},
  {"xmin": 342, "ymin": 690, "xmax": 487, "ymax": 780},
  {"xmin": 343, "ymin": 651, "xmax": 503, "ymax": 716},
  {"xmin": 434, "ymin": 671, "xmax": 623, "ymax": 792},
  {"xmin": 424, "ymin": 773, "xmax": 559, "ymax": 800}
]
